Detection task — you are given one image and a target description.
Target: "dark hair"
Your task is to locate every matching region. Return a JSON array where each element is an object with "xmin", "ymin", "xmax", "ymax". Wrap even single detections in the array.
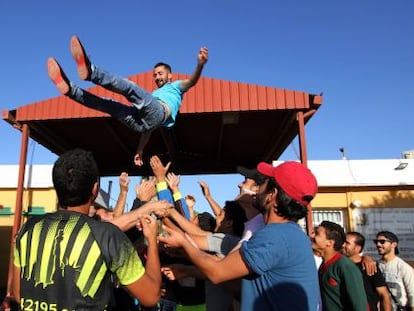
[
  {"xmin": 153, "ymin": 62, "xmax": 172, "ymax": 72},
  {"xmin": 52, "ymin": 149, "xmax": 99, "ymax": 208},
  {"xmin": 223, "ymin": 200, "xmax": 247, "ymax": 237},
  {"xmin": 376, "ymin": 231, "xmax": 399, "ymax": 243},
  {"xmin": 320, "ymin": 221, "xmax": 346, "ymax": 251},
  {"xmin": 198, "ymin": 212, "xmax": 216, "ymax": 232},
  {"xmin": 265, "ymin": 178, "xmax": 308, "ymax": 222},
  {"xmin": 347, "ymin": 231, "xmax": 365, "ymax": 251},
  {"xmin": 376, "ymin": 230, "xmax": 400, "ymax": 255}
]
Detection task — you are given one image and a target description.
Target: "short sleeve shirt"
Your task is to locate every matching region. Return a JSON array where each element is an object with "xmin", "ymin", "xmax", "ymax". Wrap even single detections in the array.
[
  {"xmin": 206, "ymin": 233, "xmax": 240, "ymax": 257},
  {"xmin": 14, "ymin": 210, "xmax": 145, "ymax": 310},
  {"xmin": 152, "ymin": 81, "xmax": 184, "ymax": 127},
  {"xmin": 240, "ymin": 222, "xmax": 320, "ymax": 311}
]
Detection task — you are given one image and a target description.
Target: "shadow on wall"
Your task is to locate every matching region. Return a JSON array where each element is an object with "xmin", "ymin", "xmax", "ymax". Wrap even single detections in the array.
[
  {"xmin": 369, "ymin": 190, "xmax": 414, "ymax": 208},
  {"xmin": 355, "ymin": 191, "xmax": 414, "ymax": 266}
]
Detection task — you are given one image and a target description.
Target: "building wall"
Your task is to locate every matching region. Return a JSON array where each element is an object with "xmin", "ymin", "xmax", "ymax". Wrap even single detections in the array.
[
  {"xmin": 313, "ymin": 188, "xmax": 414, "ymax": 224},
  {"xmin": 0, "ymin": 187, "xmax": 57, "ymax": 289},
  {"xmin": 0, "ymin": 188, "xmax": 56, "ymax": 226},
  {"xmin": 312, "ymin": 187, "xmax": 414, "ymax": 265},
  {"xmin": 313, "ymin": 192, "xmax": 349, "ymax": 208}
]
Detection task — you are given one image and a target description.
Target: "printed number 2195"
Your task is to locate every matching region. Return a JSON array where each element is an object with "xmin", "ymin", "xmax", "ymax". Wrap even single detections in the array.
[{"xmin": 21, "ymin": 299, "xmax": 57, "ymax": 311}]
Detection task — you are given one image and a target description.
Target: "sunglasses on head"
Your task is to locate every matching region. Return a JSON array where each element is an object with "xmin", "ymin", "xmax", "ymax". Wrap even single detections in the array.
[{"xmin": 373, "ymin": 239, "xmax": 392, "ymax": 245}]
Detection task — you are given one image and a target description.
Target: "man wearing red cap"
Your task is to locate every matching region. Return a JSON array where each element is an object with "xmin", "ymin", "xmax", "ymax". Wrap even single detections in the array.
[{"xmin": 159, "ymin": 161, "xmax": 321, "ymax": 311}]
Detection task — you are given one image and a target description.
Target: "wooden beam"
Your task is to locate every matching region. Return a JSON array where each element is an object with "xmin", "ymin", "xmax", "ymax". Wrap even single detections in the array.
[
  {"xmin": 297, "ymin": 111, "xmax": 314, "ymax": 236},
  {"xmin": 6, "ymin": 124, "xmax": 29, "ymax": 301}
]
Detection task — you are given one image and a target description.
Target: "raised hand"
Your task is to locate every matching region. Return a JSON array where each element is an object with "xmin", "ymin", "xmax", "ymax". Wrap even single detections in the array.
[
  {"xmin": 134, "ymin": 151, "xmax": 144, "ymax": 167},
  {"xmin": 161, "ymin": 264, "xmax": 189, "ymax": 281},
  {"xmin": 158, "ymin": 225, "xmax": 186, "ymax": 249},
  {"xmin": 119, "ymin": 172, "xmax": 130, "ymax": 192},
  {"xmin": 149, "ymin": 155, "xmax": 171, "ymax": 182},
  {"xmin": 136, "ymin": 177, "xmax": 156, "ymax": 202},
  {"xmin": 165, "ymin": 172, "xmax": 180, "ymax": 193},
  {"xmin": 148, "ymin": 200, "xmax": 174, "ymax": 218},
  {"xmin": 198, "ymin": 180, "xmax": 210, "ymax": 197},
  {"xmin": 139, "ymin": 214, "xmax": 159, "ymax": 241},
  {"xmin": 198, "ymin": 47, "xmax": 208, "ymax": 66},
  {"xmin": 185, "ymin": 195, "xmax": 196, "ymax": 210}
]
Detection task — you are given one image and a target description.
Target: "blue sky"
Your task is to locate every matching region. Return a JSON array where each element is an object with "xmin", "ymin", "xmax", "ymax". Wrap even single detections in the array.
[{"xmin": 1, "ymin": 1, "xmax": 413, "ymax": 212}]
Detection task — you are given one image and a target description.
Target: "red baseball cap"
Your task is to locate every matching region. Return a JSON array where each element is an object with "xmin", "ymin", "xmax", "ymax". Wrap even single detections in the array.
[{"xmin": 257, "ymin": 161, "xmax": 318, "ymax": 206}]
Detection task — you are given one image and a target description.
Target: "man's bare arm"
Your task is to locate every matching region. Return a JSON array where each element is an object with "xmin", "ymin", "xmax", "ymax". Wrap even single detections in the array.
[
  {"xmin": 111, "ymin": 200, "xmax": 172, "ymax": 231},
  {"xmin": 126, "ymin": 215, "xmax": 161, "ymax": 306},
  {"xmin": 157, "ymin": 206, "xmax": 208, "ymax": 237},
  {"xmin": 12, "ymin": 265, "xmax": 21, "ymax": 303},
  {"xmin": 112, "ymin": 172, "xmax": 130, "ymax": 217},
  {"xmin": 134, "ymin": 131, "xmax": 152, "ymax": 166},
  {"xmin": 198, "ymin": 180, "xmax": 224, "ymax": 223},
  {"xmin": 159, "ymin": 225, "xmax": 250, "ymax": 284},
  {"xmin": 180, "ymin": 47, "xmax": 208, "ymax": 92},
  {"xmin": 376, "ymin": 286, "xmax": 392, "ymax": 311}
]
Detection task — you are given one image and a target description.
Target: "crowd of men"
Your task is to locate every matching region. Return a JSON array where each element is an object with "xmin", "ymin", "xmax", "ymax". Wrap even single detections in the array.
[
  {"xmin": 6, "ymin": 33, "xmax": 414, "ymax": 311},
  {"xmin": 9, "ymin": 149, "xmax": 414, "ymax": 311}
]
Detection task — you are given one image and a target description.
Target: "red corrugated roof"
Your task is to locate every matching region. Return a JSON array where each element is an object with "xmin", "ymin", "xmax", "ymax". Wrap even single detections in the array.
[
  {"xmin": 14, "ymin": 71, "xmax": 318, "ymax": 121},
  {"xmin": 3, "ymin": 72, "xmax": 322, "ymax": 176}
]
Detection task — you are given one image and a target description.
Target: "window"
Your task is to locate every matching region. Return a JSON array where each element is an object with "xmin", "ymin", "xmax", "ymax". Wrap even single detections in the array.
[{"xmin": 312, "ymin": 210, "xmax": 345, "ymax": 228}]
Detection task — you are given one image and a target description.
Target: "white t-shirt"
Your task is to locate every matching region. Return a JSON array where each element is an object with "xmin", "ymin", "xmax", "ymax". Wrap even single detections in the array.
[
  {"xmin": 240, "ymin": 213, "xmax": 265, "ymax": 242},
  {"xmin": 378, "ymin": 256, "xmax": 414, "ymax": 309}
]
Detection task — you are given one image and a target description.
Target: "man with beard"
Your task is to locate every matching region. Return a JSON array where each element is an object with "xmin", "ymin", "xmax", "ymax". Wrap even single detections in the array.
[
  {"xmin": 342, "ymin": 231, "xmax": 391, "ymax": 311},
  {"xmin": 158, "ymin": 161, "xmax": 321, "ymax": 311},
  {"xmin": 47, "ymin": 35, "xmax": 208, "ymax": 166},
  {"xmin": 375, "ymin": 231, "xmax": 414, "ymax": 311},
  {"xmin": 198, "ymin": 166, "xmax": 266, "ymax": 245}
]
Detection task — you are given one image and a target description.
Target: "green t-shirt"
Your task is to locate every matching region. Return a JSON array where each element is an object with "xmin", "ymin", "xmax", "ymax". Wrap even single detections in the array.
[{"xmin": 319, "ymin": 252, "xmax": 368, "ymax": 311}]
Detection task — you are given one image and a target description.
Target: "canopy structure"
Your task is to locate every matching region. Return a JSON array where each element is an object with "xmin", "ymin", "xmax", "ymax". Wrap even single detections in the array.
[{"xmin": 3, "ymin": 71, "xmax": 322, "ymax": 176}]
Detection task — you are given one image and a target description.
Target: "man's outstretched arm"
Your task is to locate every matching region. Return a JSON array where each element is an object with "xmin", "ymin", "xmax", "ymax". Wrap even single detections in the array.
[
  {"xmin": 198, "ymin": 180, "xmax": 224, "ymax": 223},
  {"xmin": 112, "ymin": 172, "xmax": 130, "ymax": 217},
  {"xmin": 126, "ymin": 215, "xmax": 161, "ymax": 306},
  {"xmin": 159, "ymin": 224, "xmax": 250, "ymax": 284},
  {"xmin": 180, "ymin": 47, "xmax": 208, "ymax": 92},
  {"xmin": 134, "ymin": 131, "xmax": 152, "ymax": 166}
]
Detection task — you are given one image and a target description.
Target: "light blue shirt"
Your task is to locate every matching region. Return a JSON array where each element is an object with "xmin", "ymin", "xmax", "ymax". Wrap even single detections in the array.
[{"xmin": 152, "ymin": 80, "xmax": 184, "ymax": 127}]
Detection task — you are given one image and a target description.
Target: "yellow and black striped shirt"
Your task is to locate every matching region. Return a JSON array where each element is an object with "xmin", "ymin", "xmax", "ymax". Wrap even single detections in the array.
[{"xmin": 14, "ymin": 210, "xmax": 145, "ymax": 310}]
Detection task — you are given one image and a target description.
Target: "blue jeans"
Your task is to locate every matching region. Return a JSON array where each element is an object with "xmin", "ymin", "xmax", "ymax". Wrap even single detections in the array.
[{"xmin": 69, "ymin": 64, "xmax": 165, "ymax": 133}]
